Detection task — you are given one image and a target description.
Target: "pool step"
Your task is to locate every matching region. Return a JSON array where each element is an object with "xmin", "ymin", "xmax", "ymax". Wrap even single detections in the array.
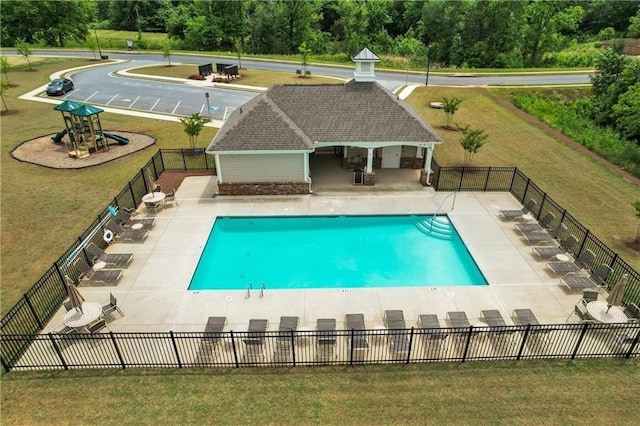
[{"xmin": 415, "ymin": 217, "xmax": 454, "ymax": 240}]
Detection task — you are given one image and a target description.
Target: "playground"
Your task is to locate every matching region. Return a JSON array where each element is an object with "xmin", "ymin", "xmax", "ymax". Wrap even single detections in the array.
[
  {"xmin": 9, "ymin": 101, "xmax": 157, "ymax": 169},
  {"xmin": 11, "ymin": 131, "xmax": 156, "ymax": 169}
]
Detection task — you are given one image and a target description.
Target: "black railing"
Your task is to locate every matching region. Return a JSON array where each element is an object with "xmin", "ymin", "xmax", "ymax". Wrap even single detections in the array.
[
  {"xmin": 2, "ymin": 323, "xmax": 638, "ymax": 371},
  {"xmin": 1, "ymin": 151, "xmax": 639, "ymax": 371}
]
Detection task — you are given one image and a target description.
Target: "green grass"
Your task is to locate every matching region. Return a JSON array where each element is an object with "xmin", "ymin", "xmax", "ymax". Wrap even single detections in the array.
[
  {"xmin": 1, "ymin": 360, "xmax": 639, "ymax": 424},
  {"xmin": 131, "ymin": 64, "xmax": 346, "ymax": 85},
  {"xmin": 406, "ymin": 86, "xmax": 640, "ymax": 270}
]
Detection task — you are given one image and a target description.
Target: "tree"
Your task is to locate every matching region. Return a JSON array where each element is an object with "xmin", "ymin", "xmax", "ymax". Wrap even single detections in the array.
[
  {"xmin": 15, "ymin": 39, "xmax": 33, "ymax": 71},
  {"xmin": 179, "ymin": 113, "xmax": 208, "ymax": 150},
  {"xmin": 298, "ymin": 41, "xmax": 311, "ymax": 76},
  {"xmin": 86, "ymin": 37, "xmax": 98, "ymax": 60},
  {"xmin": 612, "ymin": 83, "xmax": 640, "ymax": 142},
  {"xmin": 442, "ymin": 97, "xmax": 462, "ymax": 128},
  {"xmin": 235, "ymin": 38, "xmax": 244, "ymax": 69},
  {"xmin": 1, "ymin": 56, "xmax": 11, "ymax": 85},
  {"xmin": 162, "ymin": 41, "xmax": 173, "ymax": 66},
  {"xmin": 458, "ymin": 125, "xmax": 488, "ymax": 165},
  {"xmin": 634, "ymin": 200, "xmax": 640, "ymax": 243},
  {"xmin": 0, "ymin": 78, "xmax": 9, "ymax": 111}
]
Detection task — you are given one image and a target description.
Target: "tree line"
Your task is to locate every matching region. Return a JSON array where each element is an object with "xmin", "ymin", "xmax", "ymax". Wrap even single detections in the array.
[{"xmin": 1, "ymin": 0, "xmax": 639, "ymax": 68}]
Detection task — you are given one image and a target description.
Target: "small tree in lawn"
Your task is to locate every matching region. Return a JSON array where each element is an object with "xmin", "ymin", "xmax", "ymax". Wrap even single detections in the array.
[
  {"xmin": 15, "ymin": 39, "xmax": 33, "ymax": 71},
  {"xmin": 0, "ymin": 78, "xmax": 9, "ymax": 112},
  {"xmin": 458, "ymin": 125, "xmax": 488, "ymax": 165},
  {"xmin": 162, "ymin": 41, "xmax": 173, "ymax": 66},
  {"xmin": 1, "ymin": 55, "xmax": 11, "ymax": 84},
  {"xmin": 86, "ymin": 37, "xmax": 98, "ymax": 60},
  {"xmin": 180, "ymin": 113, "xmax": 208, "ymax": 150},
  {"xmin": 442, "ymin": 97, "xmax": 462, "ymax": 128},
  {"xmin": 235, "ymin": 38, "xmax": 244, "ymax": 70},
  {"xmin": 299, "ymin": 41, "xmax": 311, "ymax": 77},
  {"xmin": 634, "ymin": 200, "xmax": 640, "ymax": 243}
]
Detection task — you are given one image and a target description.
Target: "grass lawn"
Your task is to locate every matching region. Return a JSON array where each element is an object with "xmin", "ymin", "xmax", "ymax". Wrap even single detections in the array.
[
  {"xmin": 131, "ymin": 64, "xmax": 346, "ymax": 85},
  {"xmin": 1, "ymin": 56, "xmax": 639, "ymax": 425},
  {"xmin": 2, "ymin": 360, "xmax": 639, "ymax": 424}
]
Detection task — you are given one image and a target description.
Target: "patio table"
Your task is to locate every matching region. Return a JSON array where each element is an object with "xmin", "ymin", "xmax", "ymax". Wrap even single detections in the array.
[
  {"xmin": 64, "ymin": 302, "xmax": 102, "ymax": 330},
  {"xmin": 586, "ymin": 301, "xmax": 627, "ymax": 324}
]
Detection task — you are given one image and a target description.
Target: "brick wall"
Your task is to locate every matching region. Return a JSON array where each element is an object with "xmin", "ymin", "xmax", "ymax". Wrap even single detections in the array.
[{"xmin": 218, "ymin": 182, "xmax": 311, "ymax": 195}]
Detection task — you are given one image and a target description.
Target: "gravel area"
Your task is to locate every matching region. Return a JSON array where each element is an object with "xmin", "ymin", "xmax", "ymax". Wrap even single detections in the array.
[{"xmin": 10, "ymin": 131, "xmax": 157, "ymax": 169}]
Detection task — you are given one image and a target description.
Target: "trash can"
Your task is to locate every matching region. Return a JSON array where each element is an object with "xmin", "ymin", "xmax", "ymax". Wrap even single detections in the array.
[
  {"xmin": 353, "ymin": 168, "xmax": 364, "ymax": 185},
  {"xmin": 100, "ymin": 55, "xmax": 109, "ymax": 60}
]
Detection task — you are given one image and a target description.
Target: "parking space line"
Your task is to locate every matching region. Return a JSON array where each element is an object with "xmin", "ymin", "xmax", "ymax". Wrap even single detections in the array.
[
  {"xmin": 84, "ymin": 91, "xmax": 99, "ymax": 102},
  {"xmin": 106, "ymin": 93, "xmax": 119, "ymax": 105},
  {"xmin": 171, "ymin": 101, "xmax": 181, "ymax": 115},
  {"xmin": 128, "ymin": 96, "xmax": 140, "ymax": 109},
  {"xmin": 149, "ymin": 98, "xmax": 160, "ymax": 111}
]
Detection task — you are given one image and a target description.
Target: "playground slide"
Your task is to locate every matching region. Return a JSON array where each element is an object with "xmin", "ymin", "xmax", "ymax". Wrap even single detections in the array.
[
  {"xmin": 51, "ymin": 129, "xmax": 68, "ymax": 144},
  {"xmin": 101, "ymin": 132, "xmax": 129, "ymax": 145}
]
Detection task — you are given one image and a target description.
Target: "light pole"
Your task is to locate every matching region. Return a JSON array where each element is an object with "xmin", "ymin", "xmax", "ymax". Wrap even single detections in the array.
[
  {"xmin": 93, "ymin": 25, "xmax": 103, "ymax": 59},
  {"xmin": 425, "ymin": 44, "xmax": 432, "ymax": 86},
  {"xmin": 205, "ymin": 92, "xmax": 211, "ymax": 118}
]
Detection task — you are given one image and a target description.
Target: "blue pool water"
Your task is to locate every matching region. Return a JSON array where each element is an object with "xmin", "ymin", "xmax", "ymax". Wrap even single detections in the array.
[{"xmin": 189, "ymin": 215, "xmax": 487, "ymax": 290}]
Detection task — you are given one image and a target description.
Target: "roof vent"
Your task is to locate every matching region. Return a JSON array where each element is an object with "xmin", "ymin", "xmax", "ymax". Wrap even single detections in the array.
[{"xmin": 351, "ymin": 47, "xmax": 380, "ymax": 83}]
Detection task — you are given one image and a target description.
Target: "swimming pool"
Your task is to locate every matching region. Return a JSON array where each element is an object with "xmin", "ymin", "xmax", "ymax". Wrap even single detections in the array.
[{"xmin": 189, "ymin": 215, "xmax": 487, "ymax": 290}]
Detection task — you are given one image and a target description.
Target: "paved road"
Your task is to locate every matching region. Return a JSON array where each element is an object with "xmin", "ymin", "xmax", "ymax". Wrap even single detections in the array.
[{"xmin": 22, "ymin": 50, "xmax": 593, "ymax": 120}]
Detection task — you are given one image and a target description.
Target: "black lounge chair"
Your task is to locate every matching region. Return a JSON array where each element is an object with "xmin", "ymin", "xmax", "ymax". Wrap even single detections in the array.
[
  {"xmin": 532, "ymin": 234, "xmax": 578, "ymax": 260},
  {"xmin": 316, "ymin": 318, "xmax": 337, "ymax": 362},
  {"xmin": 499, "ymin": 199, "xmax": 536, "ymax": 221},
  {"xmin": 243, "ymin": 319, "xmax": 268, "ymax": 362},
  {"xmin": 513, "ymin": 309, "xmax": 540, "ymax": 326},
  {"xmin": 383, "ymin": 310, "xmax": 410, "ymax": 359},
  {"xmin": 481, "ymin": 310, "xmax": 508, "ymax": 327},
  {"xmin": 105, "ymin": 220, "xmax": 148, "ymax": 243},
  {"xmin": 346, "ymin": 313, "xmax": 369, "ymax": 361},
  {"xmin": 418, "ymin": 314, "xmax": 447, "ymax": 357},
  {"xmin": 521, "ymin": 223, "xmax": 566, "ymax": 245},
  {"xmin": 86, "ymin": 243, "xmax": 134, "ymax": 268},
  {"xmin": 514, "ymin": 211, "xmax": 555, "ymax": 234},
  {"xmin": 274, "ymin": 316, "xmax": 299, "ymax": 361},
  {"xmin": 202, "ymin": 316, "xmax": 227, "ymax": 346},
  {"xmin": 73, "ymin": 257, "xmax": 123, "ymax": 286},
  {"xmin": 546, "ymin": 249, "xmax": 596, "ymax": 277},
  {"xmin": 117, "ymin": 208, "xmax": 156, "ymax": 230},
  {"xmin": 447, "ymin": 311, "xmax": 470, "ymax": 328},
  {"xmin": 561, "ymin": 264, "xmax": 613, "ymax": 292}
]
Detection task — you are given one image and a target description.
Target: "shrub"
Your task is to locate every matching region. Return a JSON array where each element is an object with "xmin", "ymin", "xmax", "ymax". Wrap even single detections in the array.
[{"xmin": 188, "ymin": 74, "xmax": 205, "ymax": 80}]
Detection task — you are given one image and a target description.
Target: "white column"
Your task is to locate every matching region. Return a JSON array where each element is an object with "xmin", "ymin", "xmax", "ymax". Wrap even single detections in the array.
[
  {"xmin": 214, "ymin": 154, "xmax": 223, "ymax": 183},
  {"xmin": 416, "ymin": 146, "xmax": 424, "ymax": 159},
  {"xmin": 424, "ymin": 146, "xmax": 433, "ymax": 185},
  {"xmin": 343, "ymin": 146, "xmax": 348, "ymax": 158},
  {"xmin": 303, "ymin": 152, "xmax": 310, "ymax": 181},
  {"xmin": 366, "ymin": 148, "xmax": 374, "ymax": 173}
]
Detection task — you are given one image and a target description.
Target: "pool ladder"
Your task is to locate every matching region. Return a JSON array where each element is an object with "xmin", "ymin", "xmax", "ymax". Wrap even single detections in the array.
[
  {"xmin": 259, "ymin": 284, "xmax": 265, "ymax": 298},
  {"xmin": 245, "ymin": 284, "xmax": 266, "ymax": 298},
  {"xmin": 415, "ymin": 192, "xmax": 458, "ymax": 239},
  {"xmin": 245, "ymin": 284, "xmax": 252, "ymax": 298}
]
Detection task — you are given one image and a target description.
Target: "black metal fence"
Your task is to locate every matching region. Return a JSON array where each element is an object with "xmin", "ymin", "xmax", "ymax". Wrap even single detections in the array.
[
  {"xmin": 1, "ymin": 151, "xmax": 639, "ymax": 371},
  {"xmin": 432, "ymin": 162, "xmax": 640, "ymax": 306},
  {"xmin": 4, "ymin": 323, "xmax": 639, "ymax": 371}
]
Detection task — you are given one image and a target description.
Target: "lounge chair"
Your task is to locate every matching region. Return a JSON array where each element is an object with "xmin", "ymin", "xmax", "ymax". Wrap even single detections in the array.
[
  {"xmin": 383, "ymin": 310, "xmax": 410, "ymax": 359},
  {"xmin": 521, "ymin": 223, "xmax": 566, "ymax": 245},
  {"xmin": 86, "ymin": 243, "xmax": 134, "ymax": 268},
  {"xmin": 101, "ymin": 293, "xmax": 124, "ymax": 323},
  {"xmin": 243, "ymin": 319, "xmax": 268, "ymax": 362},
  {"xmin": 481, "ymin": 310, "xmax": 508, "ymax": 327},
  {"xmin": 202, "ymin": 316, "xmax": 227, "ymax": 346},
  {"xmin": 546, "ymin": 249, "xmax": 595, "ymax": 277},
  {"xmin": 513, "ymin": 309, "xmax": 540, "ymax": 326},
  {"xmin": 514, "ymin": 211, "xmax": 555, "ymax": 234},
  {"xmin": 447, "ymin": 311, "xmax": 470, "ymax": 328},
  {"xmin": 316, "ymin": 318, "xmax": 337, "ymax": 362},
  {"xmin": 561, "ymin": 264, "xmax": 613, "ymax": 292},
  {"xmin": 105, "ymin": 220, "xmax": 148, "ymax": 243},
  {"xmin": 273, "ymin": 316, "xmax": 299, "ymax": 362},
  {"xmin": 73, "ymin": 257, "xmax": 123, "ymax": 286},
  {"xmin": 417, "ymin": 314, "xmax": 447, "ymax": 358},
  {"xmin": 531, "ymin": 234, "xmax": 578, "ymax": 260},
  {"xmin": 345, "ymin": 313, "xmax": 369, "ymax": 361},
  {"xmin": 116, "ymin": 208, "xmax": 156, "ymax": 230},
  {"xmin": 499, "ymin": 199, "xmax": 536, "ymax": 221}
]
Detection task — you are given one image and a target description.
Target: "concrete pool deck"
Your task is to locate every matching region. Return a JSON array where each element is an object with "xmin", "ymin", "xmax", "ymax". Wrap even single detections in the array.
[{"xmin": 45, "ymin": 175, "xmax": 588, "ymax": 334}]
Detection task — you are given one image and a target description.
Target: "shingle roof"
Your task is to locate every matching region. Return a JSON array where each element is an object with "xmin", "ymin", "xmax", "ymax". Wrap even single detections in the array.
[
  {"xmin": 207, "ymin": 79, "xmax": 442, "ymax": 152},
  {"xmin": 351, "ymin": 47, "xmax": 380, "ymax": 62}
]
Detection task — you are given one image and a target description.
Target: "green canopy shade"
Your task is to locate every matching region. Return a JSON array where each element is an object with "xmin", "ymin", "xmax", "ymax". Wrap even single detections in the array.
[
  {"xmin": 71, "ymin": 104, "xmax": 104, "ymax": 117},
  {"xmin": 53, "ymin": 100, "xmax": 83, "ymax": 112}
]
